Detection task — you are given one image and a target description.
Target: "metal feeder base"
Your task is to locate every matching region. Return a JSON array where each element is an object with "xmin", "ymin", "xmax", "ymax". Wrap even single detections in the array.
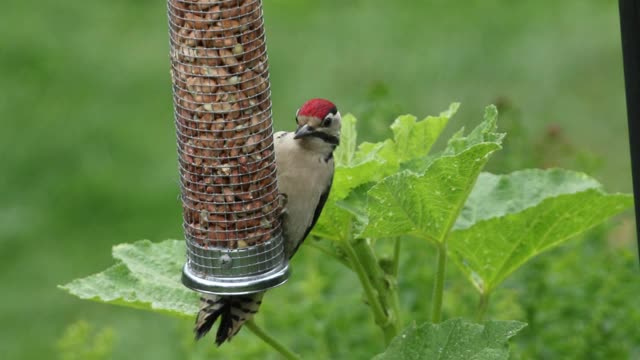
[{"xmin": 182, "ymin": 262, "xmax": 290, "ymax": 295}]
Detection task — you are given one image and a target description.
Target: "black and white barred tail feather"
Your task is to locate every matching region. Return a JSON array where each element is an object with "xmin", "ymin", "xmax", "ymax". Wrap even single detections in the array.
[{"xmin": 194, "ymin": 292, "xmax": 264, "ymax": 345}]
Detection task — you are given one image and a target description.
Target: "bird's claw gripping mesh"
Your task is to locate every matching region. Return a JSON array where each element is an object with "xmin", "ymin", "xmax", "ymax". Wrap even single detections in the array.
[{"xmin": 168, "ymin": 0, "xmax": 289, "ymax": 295}]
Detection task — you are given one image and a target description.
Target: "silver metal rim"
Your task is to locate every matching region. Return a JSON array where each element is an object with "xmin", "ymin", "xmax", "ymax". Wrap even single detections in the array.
[{"xmin": 181, "ymin": 261, "xmax": 290, "ymax": 295}]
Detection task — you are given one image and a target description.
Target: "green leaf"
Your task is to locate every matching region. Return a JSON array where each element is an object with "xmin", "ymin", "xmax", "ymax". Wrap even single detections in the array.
[
  {"xmin": 112, "ymin": 239, "xmax": 185, "ymax": 290},
  {"xmin": 311, "ymin": 201, "xmax": 353, "ymax": 241},
  {"xmin": 391, "ymin": 103, "xmax": 458, "ymax": 163},
  {"xmin": 317, "ymin": 104, "xmax": 459, "ymax": 238},
  {"xmin": 333, "ymin": 154, "xmax": 388, "ymax": 200},
  {"xmin": 373, "ymin": 319, "xmax": 526, "ymax": 360},
  {"xmin": 402, "ymin": 105, "xmax": 504, "ymax": 174},
  {"xmin": 334, "ymin": 114, "xmax": 358, "ymax": 167},
  {"xmin": 335, "ymin": 184, "xmax": 371, "ymax": 236},
  {"xmin": 449, "ymin": 169, "xmax": 634, "ymax": 293},
  {"xmin": 336, "ymin": 103, "xmax": 458, "ymax": 199},
  {"xmin": 335, "ymin": 184, "xmax": 370, "ymax": 225},
  {"xmin": 56, "ymin": 320, "xmax": 114, "ymax": 360},
  {"xmin": 454, "ymin": 169, "xmax": 602, "ymax": 230},
  {"xmin": 355, "ymin": 140, "xmax": 396, "ymax": 165},
  {"xmin": 331, "ymin": 114, "xmax": 390, "ymax": 200},
  {"xmin": 313, "ymin": 183, "xmax": 372, "ymax": 242},
  {"xmin": 444, "ymin": 105, "xmax": 503, "ymax": 156},
  {"xmin": 358, "ymin": 102, "xmax": 459, "ymax": 168},
  {"xmin": 60, "ymin": 240, "xmax": 197, "ymax": 317},
  {"xmin": 361, "ymin": 106, "xmax": 503, "ymax": 242}
]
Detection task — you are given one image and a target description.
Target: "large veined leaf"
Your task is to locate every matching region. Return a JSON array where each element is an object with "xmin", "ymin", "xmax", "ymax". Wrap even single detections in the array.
[
  {"xmin": 449, "ymin": 170, "xmax": 634, "ymax": 293},
  {"xmin": 331, "ymin": 104, "xmax": 457, "ymax": 200},
  {"xmin": 356, "ymin": 103, "xmax": 459, "ymax": 168},
  {"xmin": 331, "ymin": 114, "xmax": 389, "ymax": 200},
  {"xmin": 333, "ymin": 113, "xmax": 358, "ymax": 167},
  {"xmin": 454, "ymin": 169, "xmax": 602, "ymax": 230},
  {"xmin": 361, "ymin": 106, "xmax": 504, "ymax": 242},
  {"xmin": 373, "ymin": 319, "xmax": 526, "ymax": 360},
  {"xmin": 60, "ymin": 240, "xmax": 198, "ymax": 317},
  {"xmin": 315, "ymin": 105, "xmax": 458, "ymax": 240},
  {"xmin": 387, "ymin": 103, "xmax": 458, "ymax": 164},
  {"xmin": 311, "ymin": 200, "xmax": 353, "ymax": 241}
]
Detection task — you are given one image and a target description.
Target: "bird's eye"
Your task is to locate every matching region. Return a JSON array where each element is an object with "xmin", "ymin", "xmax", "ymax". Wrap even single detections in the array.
[{"xmin": 322, "ymin": 116, "xmax": 332, "ymax": 127}]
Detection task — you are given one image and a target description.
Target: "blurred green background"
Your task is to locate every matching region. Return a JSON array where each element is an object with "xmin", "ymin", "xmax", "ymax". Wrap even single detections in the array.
[{"xmin": 2, "ymin": 0, "xmax": 638, "ymax": 359}]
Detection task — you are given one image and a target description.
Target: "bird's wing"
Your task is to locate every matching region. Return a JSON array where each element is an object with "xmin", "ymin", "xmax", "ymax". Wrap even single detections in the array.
[{"xmin": 288, "ymin": 175, "xmax": 332, "ymax": 259}]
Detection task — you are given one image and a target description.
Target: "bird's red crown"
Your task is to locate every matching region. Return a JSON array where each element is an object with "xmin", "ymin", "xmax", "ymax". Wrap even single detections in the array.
[{"xmin": 298, "ymin": 98, "xmax": 337, "ymax": 119}]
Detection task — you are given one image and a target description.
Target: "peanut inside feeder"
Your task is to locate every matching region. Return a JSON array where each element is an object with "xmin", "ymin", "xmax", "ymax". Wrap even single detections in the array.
[{"xmin": 169, "ymin": 0, "xmax": 289, "ymax": 295}]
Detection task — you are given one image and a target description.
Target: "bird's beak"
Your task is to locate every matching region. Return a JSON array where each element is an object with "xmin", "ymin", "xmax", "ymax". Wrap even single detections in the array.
[{"xmin": 294, "ymin": 124, "xmax": 314, "ymax": 139}]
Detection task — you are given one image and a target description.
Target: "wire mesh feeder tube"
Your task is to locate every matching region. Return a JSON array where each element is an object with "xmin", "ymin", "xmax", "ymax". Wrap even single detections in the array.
[{"xmin": 168, "ymin": 0, "xmax": 289, "ymax": 295}]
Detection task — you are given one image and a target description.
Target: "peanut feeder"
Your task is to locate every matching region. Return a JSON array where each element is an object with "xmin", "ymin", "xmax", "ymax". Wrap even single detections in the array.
[{"xmin": 168, "ymin": 0, "xmax": 289, "ymax": 295}]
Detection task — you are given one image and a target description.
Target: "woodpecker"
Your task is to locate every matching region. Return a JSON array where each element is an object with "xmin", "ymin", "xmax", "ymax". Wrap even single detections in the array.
[{"xmin": 194, "ymin": 98, "xmax": 341, "ymax": 345}]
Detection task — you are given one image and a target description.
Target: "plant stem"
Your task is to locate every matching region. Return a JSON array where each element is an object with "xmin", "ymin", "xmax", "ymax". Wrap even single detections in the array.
[
  {"xmin": 430, "ymin": 242, "xmax": 447, "ymax": 323},
  {"xmin": 305, "ymin": 240, "xmax": 352, "ymax": 270},
  {"xmin": 351, "ymin": 238, "xmax": 400, "ymax": 342},
  {"xmin": 391, "ymin": 237, "xmax": 401, "ymax": 278},
  {"xmin": 389, "ymin": 238, "xmax": 402, "ymax": 331},
  {"xmin": 245, "ymin": 320, "xmax": 301, "ymax": 360},
  {"xmin": 476, "ymin": 292, "xmax": 491, "ymax": 322},
  {"xmin": 342, "ymin": 219, "xmax": 387, "ymax": 330},
  {"xmin": 342, "ymin": 239, "xmax": 395, "ymax": 343}
]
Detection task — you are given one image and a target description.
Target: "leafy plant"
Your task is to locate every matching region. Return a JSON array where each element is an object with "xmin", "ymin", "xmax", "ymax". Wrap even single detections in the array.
[
  {"xmin": 510, "ymin": 230, "xmax": 640, "ymax": 359},
  {"xmin": 56, "ymin": 320, "xmax": 114, "ymax": 360},
  {"xmin": 373, "ymin": 319, "xmax": 526, "ymax": 360},
  {"xmin": 61, "ymin": 104, "xmax": 632, "ymax": 359}
]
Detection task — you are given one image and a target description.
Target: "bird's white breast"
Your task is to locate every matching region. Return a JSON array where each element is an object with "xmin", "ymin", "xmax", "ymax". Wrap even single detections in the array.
[{"xmin": 274, "ymin": 132, "xmax": 334, "ymax": 257}]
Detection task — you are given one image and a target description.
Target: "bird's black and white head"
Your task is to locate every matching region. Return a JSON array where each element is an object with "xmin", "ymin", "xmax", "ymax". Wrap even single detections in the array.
[{"xmin": 294, "ymin": 98, "xmax": 341, "ymax": 153}]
